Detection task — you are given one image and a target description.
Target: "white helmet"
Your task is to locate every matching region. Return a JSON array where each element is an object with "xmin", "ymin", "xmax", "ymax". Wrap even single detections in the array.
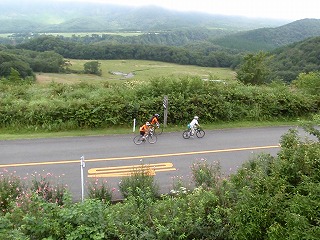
[
  {"xmin": 146, "ymin": 122, "xmax": 151, "ymax": 126},
  {"xmin": 194, "ymin": 116, "xmax": 199, "ymax": 120}
]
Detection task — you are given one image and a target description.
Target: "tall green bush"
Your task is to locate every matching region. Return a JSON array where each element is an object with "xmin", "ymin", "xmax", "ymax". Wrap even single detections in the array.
[
  {"xmin": 292, "ymin": 71, "xmax": 320, "ymax": 96},
  {"xmin": 119, "ymin": 161, "xmax": 160, "ymax": 200},
  {"xmin": 229, "ymin": 129, "xmax": 320, "ymax": 239},
  {"xmin": 0, "ymin": 76, "xmax": 318, "ymax": 130},
  {"xmin": 0, "ymin": 170, "xmax": 24, "ymax": 215}
]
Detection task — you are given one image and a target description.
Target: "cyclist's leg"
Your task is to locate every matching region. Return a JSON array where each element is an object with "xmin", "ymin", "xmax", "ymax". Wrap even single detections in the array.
[
  {"xmin": 190, "ymin": 126, "xmax": 195, "ymax": 135},
  {"xmin": 140, "ymin": 131, "xmax": 146, "ymax": 140}
]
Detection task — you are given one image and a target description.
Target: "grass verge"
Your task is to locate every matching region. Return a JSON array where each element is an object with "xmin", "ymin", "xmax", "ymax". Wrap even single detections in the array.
[{"xmin": 0, "ymin": 119, "xmax": 302, "ymax": 140}]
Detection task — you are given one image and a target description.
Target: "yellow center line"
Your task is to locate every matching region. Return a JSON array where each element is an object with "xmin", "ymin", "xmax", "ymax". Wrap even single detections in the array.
[{"xmin": 0, "ymin": 145, "xmax": 279, "ymax": 168}]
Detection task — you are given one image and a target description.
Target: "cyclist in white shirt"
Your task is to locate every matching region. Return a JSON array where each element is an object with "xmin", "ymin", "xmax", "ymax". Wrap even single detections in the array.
[{"xmin": 189, "ymin": 116, "xmax": 199, "ymax": 136}]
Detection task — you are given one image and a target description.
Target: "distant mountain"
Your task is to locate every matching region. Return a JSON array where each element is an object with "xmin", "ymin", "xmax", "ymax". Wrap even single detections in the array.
[
  {"xmin": 0, "ymin": 1, "xmax": 287, "ymax": 33},
  {"xmin": 212, "ymin": 19, "xmax": 320, "ymax": 51}
]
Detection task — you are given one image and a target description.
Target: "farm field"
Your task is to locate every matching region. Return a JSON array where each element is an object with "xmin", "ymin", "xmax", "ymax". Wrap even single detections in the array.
[
  {"xmin": 36, "ymin": 59, "xmax": 236, "ymax": 84},
  {"xmin": 0, "ymin": 32, "xmax": 144, "ymax": 38}
]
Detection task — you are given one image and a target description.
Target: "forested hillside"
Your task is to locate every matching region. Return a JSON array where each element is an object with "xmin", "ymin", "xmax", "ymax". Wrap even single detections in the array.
[
  {"xmin": 0, "ymin": 1, "xmax": 285, "ymax": 33},
  {"xmin": 269, "ymin": 36, "xmax": 320, "ymax": 81},
  {"xmin": 14, "ymin": 35, "xmax": 242, "ymax": 69},
  {"xmin": 212, "ymin": 18, "xmax": 320, "ymax": 51}
]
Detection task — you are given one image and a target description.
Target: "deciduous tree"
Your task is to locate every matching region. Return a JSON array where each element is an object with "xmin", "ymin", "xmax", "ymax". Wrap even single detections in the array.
[{"xmin": 236, "ymin": 51, "xmax": 271, "ymax": 85}]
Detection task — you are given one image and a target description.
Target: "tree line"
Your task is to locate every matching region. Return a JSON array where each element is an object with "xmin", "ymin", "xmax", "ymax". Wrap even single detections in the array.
[
  {"xmin": 17, "ymin": 35, "xmax": 241, "ymax": 68},
  {"xmin": 2, "ymin": 33, "xmax": 320, "ymax": 83}
]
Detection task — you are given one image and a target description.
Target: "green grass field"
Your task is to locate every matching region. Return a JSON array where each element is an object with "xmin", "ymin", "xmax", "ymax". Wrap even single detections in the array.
[
  {"xmin": 0, "ymin": 32, "xmax": 143, "ymax": 38},
  {"xmin": 36, "ymin": 59, "xmax": 236, "ymax": 84}
]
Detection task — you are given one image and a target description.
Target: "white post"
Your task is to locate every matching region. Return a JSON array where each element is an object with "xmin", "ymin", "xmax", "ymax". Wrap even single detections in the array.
[
  {"xmin": 163, "ymin": 95, "xmax": 168, "ymax": 127},
  {"xmin": 133, "ymin": 118, "xmax": 136, "ymax": 132},
  {"xmin": 80, "ymin": 155, "xmax": 85, "ymax": 202}
]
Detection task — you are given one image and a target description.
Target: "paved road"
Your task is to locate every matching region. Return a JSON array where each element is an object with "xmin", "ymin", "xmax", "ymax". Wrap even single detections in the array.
[{"xmin": 0, "ymin": 126, "xmax": 306, "ymax": 201}]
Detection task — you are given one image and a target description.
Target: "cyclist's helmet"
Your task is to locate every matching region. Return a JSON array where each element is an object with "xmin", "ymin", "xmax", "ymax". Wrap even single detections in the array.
[
  {"xmin": 155, "ymin": 113, "xmax": 160, "ymax": 118},
  {"xmin": 194, "ymin": 116, "xmax": 199, "ymax": 120},
  {"xmin": 146, "ymin": 122, "xmax": 151, "ymax": 126}
]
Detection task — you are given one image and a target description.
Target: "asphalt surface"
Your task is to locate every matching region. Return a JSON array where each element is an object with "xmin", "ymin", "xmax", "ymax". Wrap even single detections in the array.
[{"xmin": 0, "ymin": 126, "xmax": 310, "ymax": 201}]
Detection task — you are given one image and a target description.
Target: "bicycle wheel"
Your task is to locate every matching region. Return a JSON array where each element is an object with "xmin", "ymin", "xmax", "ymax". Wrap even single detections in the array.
[
  {"xmin": 148, "ymin": 134, "xmax": 157, "ymax": 144},
  {"xmin": 196, "ymin": 129, "xmax": 205, "ymax": 138},
  {"xmin": 182, "ymin": 130, "xmax": 191, "ymax": 139},
  {"xmin": 133, "ymin": 135, "xmax": 144, "ymax": 145},
  {"xmin": 154, "ymin": 125, "xmax": 164, "ymax": 135}
]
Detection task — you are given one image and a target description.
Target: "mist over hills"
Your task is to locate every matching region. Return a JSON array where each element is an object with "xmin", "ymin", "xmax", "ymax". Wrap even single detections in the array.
[
  {"xmin": 212, "ymin": 18, "xmax": 320, "ymax": 51},
  {"xmin": 1, "ymin": 0, "xmax": 320, "ymax": 83},
  {"xmin": 0, "ymin": 1, "xmax": 288, "ymax": 33}
]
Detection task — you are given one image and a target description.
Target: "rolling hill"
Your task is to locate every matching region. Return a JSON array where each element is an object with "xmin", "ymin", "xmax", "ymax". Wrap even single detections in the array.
[
  {"xmin": 212, "ymin": 19, "xmax": 320, "ymax": 51},
  {"xmin": 0, "ymin": 1, "xmax": 287, "ymax": 33},
  {"xmin": 268, "ymin": 36, "xmax": 320, "ymax": 82}
]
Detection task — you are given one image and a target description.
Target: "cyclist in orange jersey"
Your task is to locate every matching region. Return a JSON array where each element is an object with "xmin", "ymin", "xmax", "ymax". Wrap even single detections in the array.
[
  {"xmin": 149, "ymin": 113, "xmax": 160, "ymax": 128},
  {"xmin": 140, "ymin": 122, "xmax": 151, "ymax": 139}
]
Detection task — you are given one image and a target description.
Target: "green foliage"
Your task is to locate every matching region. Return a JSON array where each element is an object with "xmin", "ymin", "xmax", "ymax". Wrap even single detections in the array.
[
  {"xmin": 30, "ymin": 173, "xmax": 68, "ymax": 205},
  {"xmin": 1, "ymin": 128, "xmax": 319, "ymax": 239},
  {"xmin": 151, "ymin": 188, "xmax": 230, "ymax": 239},
  {"xmin": 0, "ymin": 48, "xmax": 68, "ymax": 81},
  {"xmin": 213, "ymin": 19, "xmax": 320, "ymax": 52},
  {"xmin": 292, "ymin": 71, "xmax": 320, "ymax": 96},
  {"xmin": 0, "ymin": 59, "xmax": 33, "ymax": 79},
  {"xmin": 229, "ymin": 130, "xmax": 320, "ymax": 239},
  {"xmin": 236, "ymin": 51, "xmax": 272, "ymax": 85},
  {"xmin": 8, "ymin": 67, "xmax": 21, "ymax": 81},
  {"xmin": 83, "ymin": 60, "xmax": 102, "ymax": 76},
  {"xmin": 269, "ymin": 36, "xmax": 320, "ymax": 82},
  {"xmin": 87, "ymin": 178, "xmax": 113, "ymax": 204},
  {"xmin": 191, "ymin": 159, "xmax": 222, "ymax": 189},
  {"xmin": 17, "ymin": 35, "xmax": 242, "ymax": 68},
  {"xmin": 119, "ymin": 161, "xmax": 160, "ymax": 200},
  {"xmin": 0, "ymin": 170, "xmax": 24, "ymax": 215},
  {"xmin": 57, "ymin": 199, "xmax": 111, "ymax": 240},
  {"xmin": 0, "ymin": 76, "xmax": 318, "ymax": 130}
]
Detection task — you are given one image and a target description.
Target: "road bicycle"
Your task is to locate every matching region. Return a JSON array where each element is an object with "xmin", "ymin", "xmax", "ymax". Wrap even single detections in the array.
[
  {"xmin": 182, "ymin": 126, "xmax": 205, "ymax": 139},
  {"xmin": 151, "ymin": 123, "xmax": 164, "ymax": 135},
  {"xmin": 133, "ymin": 129, "xmax": 158, "ymax": 145}
]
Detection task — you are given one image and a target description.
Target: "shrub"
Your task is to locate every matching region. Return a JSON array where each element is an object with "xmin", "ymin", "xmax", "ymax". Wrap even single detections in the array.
[
  {"xmin": 30, "ymin": 172, "xmax": 68, "ymax": 205},
  {"xmin": 87, "ymin": 178, "xmax": 113, "ymax": 204},
  {"xmin": 0, "ymin": 170, "xmax": 24, "ymax": 214},
  {"xmin": 119, "ymin": 161, "xmax": 160, "ymax": 199},
  {"xmin": 152, "ymin": 188, "xmax": 230, "ymax": 239},
  {"xmin": 191, "ymin": 158, "xmax": 222, "ymax": 189},
  {"xmin": 292, "ymin": 71, "xmax": 320, "ymax": 96},
  {"xmin": 169, "ymin": 175, "xmax": 192, "ymax": 197},
  {"xmin": 229, "ymin": 129, "xmax": 320, "ymax": 239}
]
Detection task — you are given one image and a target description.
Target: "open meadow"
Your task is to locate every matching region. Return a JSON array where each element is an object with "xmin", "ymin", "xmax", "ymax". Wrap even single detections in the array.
[{"xmin": 36, "ymin": 59, "xmax": 236, "ymax": 84}]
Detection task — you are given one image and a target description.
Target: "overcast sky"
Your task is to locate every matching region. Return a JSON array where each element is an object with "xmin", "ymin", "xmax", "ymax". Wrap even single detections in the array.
[
  {"xmin": 51, "ymin": 0, "xmax": 320, "ymax": 20},
  {"xmin": 3, "ymin": 0, "xmax": 319, "ymax": 20}
]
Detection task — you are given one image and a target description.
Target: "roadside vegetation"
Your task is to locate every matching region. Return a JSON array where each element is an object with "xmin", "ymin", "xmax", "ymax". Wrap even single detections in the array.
[
  {"xmin": 0, "ymin": 125, "xmax": 319, "ymax": 239},
  {"xmin": 1, "ymin": 73, "xmax": 318, "ymax": 134},
  {"xmin": 1, "ymin": 19, "xmax": 320, "ymax": 238}
]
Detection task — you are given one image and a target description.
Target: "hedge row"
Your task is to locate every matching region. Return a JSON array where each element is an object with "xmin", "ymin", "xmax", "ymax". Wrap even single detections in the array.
[{"xmin": 0, "ymin": 77, "xmax": 319, "ymax": 130}]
